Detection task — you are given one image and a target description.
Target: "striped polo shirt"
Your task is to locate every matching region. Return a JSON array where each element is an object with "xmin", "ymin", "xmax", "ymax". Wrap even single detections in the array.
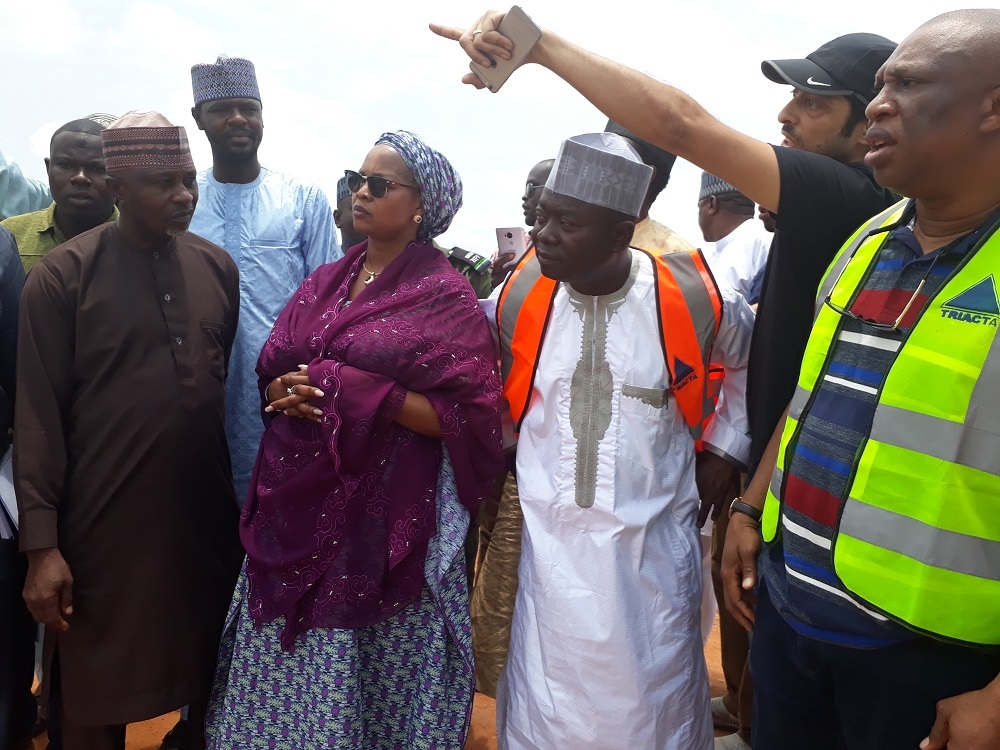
[{"xmin": 760, "ymin": 211, "xmax": 992, "ymax": 647}]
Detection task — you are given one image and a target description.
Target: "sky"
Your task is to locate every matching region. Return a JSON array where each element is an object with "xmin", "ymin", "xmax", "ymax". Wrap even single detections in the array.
[{"xmin": 0, "ymin": 0, "xmax": 975, "ymax": 256}]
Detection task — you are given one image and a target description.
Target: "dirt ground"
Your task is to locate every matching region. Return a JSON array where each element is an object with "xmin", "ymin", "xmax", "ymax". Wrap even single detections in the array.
[{"xmin": 32, "ymin": 615, "xmax": 728, "ymax": 749}]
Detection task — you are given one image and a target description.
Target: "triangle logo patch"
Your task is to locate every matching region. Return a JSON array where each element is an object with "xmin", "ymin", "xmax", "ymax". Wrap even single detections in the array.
[
  {"xmin": 942, "ymin": 276, "xmax": 1000, "ymax": 315},
  {"xmin": 672, "ymin": 358, "xmax": 698, "ymax": 389}
]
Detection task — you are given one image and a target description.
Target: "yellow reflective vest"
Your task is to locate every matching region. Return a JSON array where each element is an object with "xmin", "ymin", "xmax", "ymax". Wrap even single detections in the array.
[{"xmin": 762, "ymin": 199, "xmax": 1000, "ymax": 646}]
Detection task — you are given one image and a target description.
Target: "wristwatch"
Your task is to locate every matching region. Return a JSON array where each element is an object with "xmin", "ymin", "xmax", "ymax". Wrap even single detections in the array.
[{"xmin": 729, "ymin": 497, "xmax": 763, "ymax": 522}]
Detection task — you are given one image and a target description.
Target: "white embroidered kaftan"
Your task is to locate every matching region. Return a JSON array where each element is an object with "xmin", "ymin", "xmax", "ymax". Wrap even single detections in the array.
[{"xmin": 495, "ymin": 250, "xmax": 755, "ymax": 750}]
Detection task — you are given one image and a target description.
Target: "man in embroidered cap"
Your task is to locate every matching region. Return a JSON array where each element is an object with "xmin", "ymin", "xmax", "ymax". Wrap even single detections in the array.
[
  {"xmin": 187, "ymin": 55, "xmax": 340, "ymax": 506},
  {"xmin": 15, "ymin": 111, "xmax": 243, "ymax": 750},
  {"xmin": 488, "ymin": 132, "xmax": 755, "ymax": 749},
  {"xmin": 694, "ymin": 170, "xmax": 772, "ymax": 749},
  {"xmin": 697, "ymin": 172, "xmax": 772, "ymax": 304}
]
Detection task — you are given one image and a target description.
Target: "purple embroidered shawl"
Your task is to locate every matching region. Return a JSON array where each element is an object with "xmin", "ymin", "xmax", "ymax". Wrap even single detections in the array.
[{"xmin": 241, "ymin": 240, "xmax": 503, "ymax": 647}]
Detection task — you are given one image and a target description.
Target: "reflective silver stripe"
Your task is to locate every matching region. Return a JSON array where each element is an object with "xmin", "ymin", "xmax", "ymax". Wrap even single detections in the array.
[
  {"xmin": 768, "ymin": 466, "xmax": 783, "ymax": 498},
  {"xmin": 869, "ymin": 404, "xmax": 1000, "ymax": 478},
  {"xmin": 789, "ymin": 385, "xmax": 810, "ymax": 420},
  {"xmin": 969, "ymin": 324, "xmax": 1000, "ymax": 439},
  {"xmin": 498, "ymin": 256, "xmax": 543, "ymax": 383},
  {"xmin": 840, "ymin": 500, "xmax": 1000, "ymax": 582},
  {"xmin": 659, "ymin": 251, "xmax": 719, "ymax": 355},
  {"xmin": 813, "ymin": 201, "xmax": 909, "ymax": 321}
]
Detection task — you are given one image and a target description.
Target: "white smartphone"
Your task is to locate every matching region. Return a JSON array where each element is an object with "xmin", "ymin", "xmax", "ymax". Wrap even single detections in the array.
[
  {"xmin": 469, "ymin": 6, "xmax": 543, "ymax": 93},
  {"xmin": 495, "ymin": 227, "xmax": 530, "ymax": 267}
]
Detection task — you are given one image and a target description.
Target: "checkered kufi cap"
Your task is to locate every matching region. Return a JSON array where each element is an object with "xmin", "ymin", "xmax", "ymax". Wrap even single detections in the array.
[
  {"xmin": 191, "ymin": 55, "xmax": 261, "ymax": 105},
  {"xmin": 546, "ymin": 133, "xmax": 652, "ymax": 218},
  {"xmin": 699, "ymin": 171, "xmax": 741, "ymax": 201},
  {"xmin": 84, "ymin": 113, "xmax": 118, "ymax": 127},
  {"xmin": 101, "ymin": 111, "xmax": 195, "ymax": 173},
  {"xmin": 336, "ymin": 175, "xmax": 351, "ymax": 203}
]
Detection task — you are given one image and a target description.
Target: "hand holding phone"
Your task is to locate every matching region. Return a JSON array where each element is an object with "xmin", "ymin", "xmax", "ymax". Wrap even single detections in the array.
[{"xmin": 468, "ymin": 6, "xmax": 542, "ymax": 92}]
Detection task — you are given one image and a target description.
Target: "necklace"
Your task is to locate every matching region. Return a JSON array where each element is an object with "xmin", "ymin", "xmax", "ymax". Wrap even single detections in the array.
[{"xmin": 361, "ymin": 261, "xmax": 381, "ymax": 286}]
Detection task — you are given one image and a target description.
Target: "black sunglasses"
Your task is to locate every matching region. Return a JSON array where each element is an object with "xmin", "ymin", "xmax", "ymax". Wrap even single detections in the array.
[
  {"xmin": 345, "ymin": 169, "xmax": 420, "ymax": 199},
  {"xmin": 524, "ymin": 181, "xmax": 545, "ymax": 194}
]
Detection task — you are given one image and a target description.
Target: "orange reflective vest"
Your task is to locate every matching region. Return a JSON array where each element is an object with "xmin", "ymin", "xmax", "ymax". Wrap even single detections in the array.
[{"xmin": 497, "ymin": 246, "xmax": 724, "ymax": 437}]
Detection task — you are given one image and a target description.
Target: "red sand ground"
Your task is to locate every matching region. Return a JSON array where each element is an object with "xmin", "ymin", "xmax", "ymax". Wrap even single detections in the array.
[{"xmin": 33, "ymin": 615, "xmax": 729, "ymax": 749}]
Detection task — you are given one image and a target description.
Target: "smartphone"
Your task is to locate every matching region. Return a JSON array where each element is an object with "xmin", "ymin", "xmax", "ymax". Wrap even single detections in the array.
[
  {"xmin": 469, "ymin": 6, "xmax": 543, "ymax": 93},
  {"xmin": 495, "ymin": 227, "xmax": 529, "ymax": 268}
]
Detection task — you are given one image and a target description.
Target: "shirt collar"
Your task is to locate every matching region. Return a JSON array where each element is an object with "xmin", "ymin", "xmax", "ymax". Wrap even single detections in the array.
[
  {"xmin": 888, "ymin": 201, "xmax": 1000, "ymax": 262},
  {"xmin": 40, "ymin": 202, "xmax": 59, "ymax": 234}
]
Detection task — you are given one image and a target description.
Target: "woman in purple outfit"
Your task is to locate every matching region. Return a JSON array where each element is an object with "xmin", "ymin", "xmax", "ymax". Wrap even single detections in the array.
[{"xmin": 207, "ymin": 130, "xmax": 504, "ymax": 749}]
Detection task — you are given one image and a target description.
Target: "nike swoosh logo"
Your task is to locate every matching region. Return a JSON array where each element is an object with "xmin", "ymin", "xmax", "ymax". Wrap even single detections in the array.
[{"xmin": 807, "ymin": 76, "xmax": 832, "ymax": 87}]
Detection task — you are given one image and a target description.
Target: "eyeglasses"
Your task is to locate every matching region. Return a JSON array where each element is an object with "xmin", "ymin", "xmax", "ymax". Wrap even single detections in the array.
[
  {"xmin": 345, "ymin": 169, "xmax": 420, "ymax": 199},
  {"xmin": 824, "ymin": 280, "xmax": 928, "ymax": 332},
  {"xmin": 524, "ymin": 182, "xmax": 545, "ymax": 195},
  {"xmin": 823, "ymin": 228, "xmax": 945, "ymax": 332}
]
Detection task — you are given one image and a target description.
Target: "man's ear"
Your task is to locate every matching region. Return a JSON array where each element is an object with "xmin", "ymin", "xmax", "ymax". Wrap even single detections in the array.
[
  {"xmin": 981, "ymin": 85, "xmax": 1000, "ymax": 135},
  {"xmin": 191, "ymin": 105, "xmax": 206, "ymax": 131},
  {"xmin": 333, "ymin": 208, "xmax": 343, "ymax": 228},
  {"xmin": 106, "ymin": 174, "xmax": 126, "ymax": 205},
  {"xmin": 44, "ymin": 157, "xmax": 51, "ymax": 174},
  {"xmin": 612, "ymin": 219, "xmax": 636, "ymax": 251}
]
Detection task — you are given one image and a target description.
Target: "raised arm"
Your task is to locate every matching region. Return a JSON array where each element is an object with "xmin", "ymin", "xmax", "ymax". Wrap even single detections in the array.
[{"xmin": 430, "ymin": 12, "xmax": 782, "ymax": 211}]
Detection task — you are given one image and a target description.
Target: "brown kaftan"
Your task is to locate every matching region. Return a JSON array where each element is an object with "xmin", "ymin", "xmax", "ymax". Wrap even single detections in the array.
[{"xmin": 14, "ymin": 224, "xmax": 244, "ymax": 725}]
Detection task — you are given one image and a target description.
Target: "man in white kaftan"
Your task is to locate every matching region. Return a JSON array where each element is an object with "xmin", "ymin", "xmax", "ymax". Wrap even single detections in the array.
[{"xmin": 492, "ymin": 134, "xmax": 754, "ymax": 750}]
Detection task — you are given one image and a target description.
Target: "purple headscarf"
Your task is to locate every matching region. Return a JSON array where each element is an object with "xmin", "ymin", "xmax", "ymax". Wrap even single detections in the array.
[{"xmin": 376, "ymin": 130, "xmax": 463, "ymax": 241}]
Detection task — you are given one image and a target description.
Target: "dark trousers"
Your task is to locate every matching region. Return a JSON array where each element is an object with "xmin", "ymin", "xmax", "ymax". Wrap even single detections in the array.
[
  {"xmin": 751, "ymin": 582, "xmax": 1000, "ymax": 750},
  {"xmin": 0, "ymin": 537, "xmax": 37, "ymax": 750},
  {"xmin": 712, "ymin": 504, "xmax": 753, "ymax": 742}
]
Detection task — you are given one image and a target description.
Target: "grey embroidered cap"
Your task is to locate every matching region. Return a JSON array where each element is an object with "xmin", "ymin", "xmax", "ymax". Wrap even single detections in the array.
[
  {"xmin": 545, "ymin": 133, "xmax": 653, "ymax": 218},
  {"xmin": 699, "ymin": 171, "xmax": 741, "ymax": 201},
  {"xmin": 191, "ymin": 55, "xmax": 261, "ymax": 105}
]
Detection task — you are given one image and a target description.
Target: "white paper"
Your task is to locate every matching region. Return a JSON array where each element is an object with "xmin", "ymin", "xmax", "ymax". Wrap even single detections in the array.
[{"xmin": 0, "ymin": 445, "xmax": 17, "ymax": 536}]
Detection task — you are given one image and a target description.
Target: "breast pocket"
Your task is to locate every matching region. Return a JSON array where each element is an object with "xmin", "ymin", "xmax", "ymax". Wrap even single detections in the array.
[
  {"xmin": 617, "ymin": 383, "xmax": 675, "ymax": 471},
  {"xmin": 200, "ymin": 321, "xmax": 226, "ymax": 384}
]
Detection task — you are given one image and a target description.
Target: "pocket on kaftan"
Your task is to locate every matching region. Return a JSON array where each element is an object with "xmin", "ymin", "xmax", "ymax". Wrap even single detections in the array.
[{"xmin": 617, "ymin": 384, "xmax": 675, "ymax": 472}]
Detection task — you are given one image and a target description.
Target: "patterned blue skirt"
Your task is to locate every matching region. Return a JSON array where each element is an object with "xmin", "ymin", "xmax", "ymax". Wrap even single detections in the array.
[{"xmin": 206, "ymin": 456, "xmax": 475, "ymax": 749}]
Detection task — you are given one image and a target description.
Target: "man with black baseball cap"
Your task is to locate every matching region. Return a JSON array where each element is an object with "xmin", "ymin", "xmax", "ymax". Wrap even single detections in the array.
[
  {"xmin": 762, "ymin": 33, "xmax": 897, "ymax": 103},
  {"xmin": 432, "ymin": 13, "xmax": 899, "ymax": 749}
]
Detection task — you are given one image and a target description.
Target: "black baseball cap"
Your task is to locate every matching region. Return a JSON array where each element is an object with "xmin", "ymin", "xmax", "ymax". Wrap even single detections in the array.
[{"xmin": 762, "ymin": 33, "xmax": 897, "ymax": 104}]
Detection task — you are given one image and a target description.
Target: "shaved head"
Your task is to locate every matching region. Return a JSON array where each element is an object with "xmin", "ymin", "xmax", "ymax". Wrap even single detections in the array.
[
  {"xmin": 865, "ymin": 9, "xmax": 1000, "ymax": 203},
  {"xmin": 49, "ymin": 119, "xmax": 107, "ymax": 150},
  {"xmin": 919, "ymin": 9, "xmax": 1000, "ymax": 55}
]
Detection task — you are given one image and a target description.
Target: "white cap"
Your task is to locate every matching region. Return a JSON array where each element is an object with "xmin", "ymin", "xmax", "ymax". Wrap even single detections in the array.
[{"xmin": 545, "ymin": 133, "xmax": 653, "ymax": 218}]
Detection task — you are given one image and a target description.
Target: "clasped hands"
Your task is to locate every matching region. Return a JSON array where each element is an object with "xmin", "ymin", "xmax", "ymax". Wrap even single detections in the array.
[{"xmin": 265, "ymin": 364, "xmax": 325, "ymax": 423}]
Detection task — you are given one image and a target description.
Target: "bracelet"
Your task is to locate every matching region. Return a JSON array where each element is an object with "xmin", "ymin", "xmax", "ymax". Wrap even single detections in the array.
[{"xmin": 729, "ymin": 498, "xmax": 763, "ymax": 523}]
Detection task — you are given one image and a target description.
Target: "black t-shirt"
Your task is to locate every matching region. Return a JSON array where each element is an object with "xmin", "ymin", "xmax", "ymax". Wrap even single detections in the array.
[{"xmin": 746, "ymin": 146, "xmax": 898, "ymax": 473}]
